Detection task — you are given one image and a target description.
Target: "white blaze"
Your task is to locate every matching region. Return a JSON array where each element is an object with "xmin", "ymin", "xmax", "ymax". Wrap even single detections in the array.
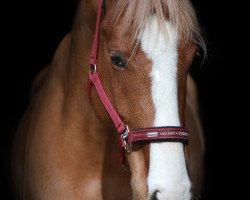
[{"xmin": 140, "ymin": 16, "xmax": 191, "ymax": 199}]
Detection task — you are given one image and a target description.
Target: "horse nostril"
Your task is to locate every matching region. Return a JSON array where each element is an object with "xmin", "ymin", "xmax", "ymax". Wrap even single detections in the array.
[{"xmin": 150, "ymin": 190, "xmax": 159, "ymax": 200}]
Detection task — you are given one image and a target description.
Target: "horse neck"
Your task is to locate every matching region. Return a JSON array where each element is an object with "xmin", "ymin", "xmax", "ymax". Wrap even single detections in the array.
[
  {"xmin": 66, "ymin": 0, "xmax": 97, "ymax": 87},
  {"xmin": 54, "ymin": 0, "xmax": 105, "ymax": 137},
  {"xmin": 75, "ymin": 0, "xmax": 98, "ymax": 31}
]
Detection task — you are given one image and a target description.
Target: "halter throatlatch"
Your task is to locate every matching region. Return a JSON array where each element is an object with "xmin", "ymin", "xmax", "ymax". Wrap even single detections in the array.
[{"xmin": 88, "ymin": 0, "xmax": 190, "ymax": 166}]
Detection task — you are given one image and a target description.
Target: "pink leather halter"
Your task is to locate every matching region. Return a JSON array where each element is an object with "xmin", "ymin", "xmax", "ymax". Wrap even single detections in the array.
[{"xmin": 88, "ymin": 0, "xmax": 189, "ymax": 165}]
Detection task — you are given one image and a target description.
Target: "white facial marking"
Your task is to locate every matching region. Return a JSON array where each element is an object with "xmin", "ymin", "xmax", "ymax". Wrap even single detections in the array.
[{"xmin": 141, "ymin": 16, "xmax": 191, "ymax": 199}]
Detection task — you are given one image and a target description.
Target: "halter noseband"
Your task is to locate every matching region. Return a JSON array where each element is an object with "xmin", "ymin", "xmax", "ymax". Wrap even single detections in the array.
[{"xmin": 88, "ymin": 0, "xmax": 189, "ymax": 166}]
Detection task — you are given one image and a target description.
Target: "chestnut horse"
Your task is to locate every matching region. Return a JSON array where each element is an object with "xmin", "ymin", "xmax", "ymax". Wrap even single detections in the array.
[{"xmin": 12, "ymin": 0, "xmax": 205, "ymax": 199}]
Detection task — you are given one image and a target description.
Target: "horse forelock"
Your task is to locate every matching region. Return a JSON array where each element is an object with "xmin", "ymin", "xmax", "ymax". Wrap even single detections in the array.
[{"xmin": 110, "ymin": 0, "xmax": 205, "ymax": 52}]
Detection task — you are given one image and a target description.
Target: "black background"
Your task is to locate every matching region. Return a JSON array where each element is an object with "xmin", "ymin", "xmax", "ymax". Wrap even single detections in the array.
[{"xmin": 2, "ymin": 0, "xmax": 248, "ymax": 199}]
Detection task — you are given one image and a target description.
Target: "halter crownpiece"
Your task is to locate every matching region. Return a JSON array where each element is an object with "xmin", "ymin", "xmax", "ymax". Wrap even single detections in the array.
[{"xmin": 88, "ymin": 0, "xmax": 190, "ymax": 166}]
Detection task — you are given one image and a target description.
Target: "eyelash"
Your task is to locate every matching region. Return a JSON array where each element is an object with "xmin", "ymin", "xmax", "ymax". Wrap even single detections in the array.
[
  {"xmin": 111, "ymin": 55, "xmax": 127, "ymax": 68},
  {"xmin": 109, "ymin": 50, "xmax": 128, "ymax": 69}
]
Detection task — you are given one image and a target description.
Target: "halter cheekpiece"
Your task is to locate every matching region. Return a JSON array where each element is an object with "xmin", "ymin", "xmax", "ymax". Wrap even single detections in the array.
[{"xmin": 88, "ymin": 0, "xmax": 190, "ymax": 166}]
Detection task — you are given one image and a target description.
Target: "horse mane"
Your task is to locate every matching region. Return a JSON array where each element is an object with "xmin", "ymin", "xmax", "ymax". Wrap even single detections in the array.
[{"xmin": 112, "ymin": 0, "xmax": 205, "ymax": 51}]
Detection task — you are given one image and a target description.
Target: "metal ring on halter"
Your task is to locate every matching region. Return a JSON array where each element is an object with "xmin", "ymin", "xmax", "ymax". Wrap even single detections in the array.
[
  {"xmin": 90, "ymin": 64, "xmax": 97, "ymax": 73},
  {"xmin": 125, "ymin": 140, "xmax": 132, "ymax": 151},
  {"xmin": 122, "ymin": 162, "xmax": 130, "ymax": 172}
]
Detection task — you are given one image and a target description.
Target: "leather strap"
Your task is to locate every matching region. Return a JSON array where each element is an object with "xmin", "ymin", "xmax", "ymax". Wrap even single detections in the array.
[
  {"xmin": 127, "ymin": 127, "xmax": 189, "ymax": 146},
  {"xmin": 90, "ymin": 0, "xmax": 103, "ymax": 66},
  {"xmin": 89, "ymin": 72, "xmax": 127, "ymax": 133},
  {"xmin": 88, "ymin": 0, "xmax": 127, "ymax": 134}
]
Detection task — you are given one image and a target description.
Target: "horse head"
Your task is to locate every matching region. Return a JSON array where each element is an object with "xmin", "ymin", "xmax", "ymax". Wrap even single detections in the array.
[{"xmin": 88, "ymin": 0, "xmax": 204, "ymax": 199}]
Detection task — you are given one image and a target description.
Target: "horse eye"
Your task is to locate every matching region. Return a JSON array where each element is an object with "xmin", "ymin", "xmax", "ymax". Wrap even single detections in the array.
[{"xmin": 111, "ymin": 55, "xmax": 127, "ymax": 68}]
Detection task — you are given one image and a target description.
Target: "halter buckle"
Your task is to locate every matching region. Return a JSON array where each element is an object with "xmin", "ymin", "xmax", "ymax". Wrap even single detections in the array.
[
  {"xmin": 90, "ymin": 64, "xmax": 97, "ymax": 73},
  {"xmin": 121, "ymin": 125, "xmax": 131, "ymax": 150}
]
